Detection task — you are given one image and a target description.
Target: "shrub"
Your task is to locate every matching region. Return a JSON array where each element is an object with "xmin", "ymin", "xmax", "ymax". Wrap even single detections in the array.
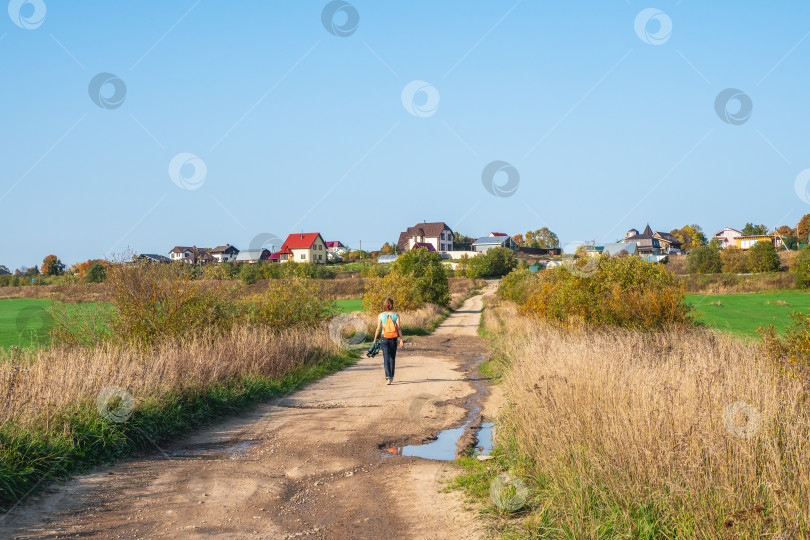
[
  {"xmin": 105, "ymin": 263, "xmax": 241, "ymax": 344},
  {"xmin": 362, "ymin": 273, "xmax": 421, "ymax": 312},
  {"xmin": 497, "ymin": 268, "xmax": 540, "ymax": 305},
  {"xmin": 793, "ymin": 246, "xmax": 810, "ymax": 288},
  {"xmin": 390, "ymin": 248, "xmax": 449, "ymax": 307},
  {"xmin": 239, "ymin": 263, "xmax": 262, "ymax": 284},
  {"xmin": 719, "ymin": 246, "xmax": 748, "ymax": 274},
  {"xmin": 686, "ymin": 246, "xmax": 721, "ymax": 274},
  {"xmin": 465, "ymin": 248, "xmax": 517, "ymax": 278},
  {"xmin": 747, "ymin": 241, "xmax": 780, "ymax": 273},
  {"xmin": 244, "ymin": 279, "xmax": 336, "ymax": 329},
  {"xmin": 521, "ymin": 256, "xmax": 693, "ymax": 329},
  {"xmin": 85, "ymin": 262, "xmax": 107, "ymax": 283}
]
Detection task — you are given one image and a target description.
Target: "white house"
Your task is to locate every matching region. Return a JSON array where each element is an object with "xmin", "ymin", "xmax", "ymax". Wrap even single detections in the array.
[
  {"xmin": 210, "ymin": 244, "xmax": 239, "ymax": 263},
  {"xmin": 397, "ymin": 222, "xmax": 454, "ymax": 252}
]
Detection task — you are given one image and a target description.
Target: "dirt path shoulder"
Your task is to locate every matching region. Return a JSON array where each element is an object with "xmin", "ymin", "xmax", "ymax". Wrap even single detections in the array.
[{"xmin": 0, "ymin": 286, "xmax": 498, "ymax": 539}]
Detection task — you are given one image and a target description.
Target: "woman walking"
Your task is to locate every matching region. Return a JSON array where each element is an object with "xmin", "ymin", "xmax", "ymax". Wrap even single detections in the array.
[{"xmin": 373, "ymin": 297, "xmax": 404, "ymax": 385}]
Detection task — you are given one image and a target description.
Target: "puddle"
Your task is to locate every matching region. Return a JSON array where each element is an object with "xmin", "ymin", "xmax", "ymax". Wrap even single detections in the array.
[
  {"xmin": 386, "ymin": 423, "xmax": 495, "ymax": 461},
  {"xmin": 475, "ymin": 422, "xmax": 495, "ymax": 455},
  {"xmin": 170, "ymin": 440, "xmax": 258, "ymax": 460}
]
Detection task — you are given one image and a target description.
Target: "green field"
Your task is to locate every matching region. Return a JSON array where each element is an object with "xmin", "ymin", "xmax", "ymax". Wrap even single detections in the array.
[
  {"xmin": 335, "ymin": 298, "xmax": 363, "ymax": 313},
  {"xmin": 1, "ymin": 297, "xmax": 366, "ymax": 350},
  {"xmin": 0, "ymin": 298, "xmax": 54, "ymax": 349},
  {"xmin": 686, "ymin": 291, "xmax": 810, "ymax": 337}
]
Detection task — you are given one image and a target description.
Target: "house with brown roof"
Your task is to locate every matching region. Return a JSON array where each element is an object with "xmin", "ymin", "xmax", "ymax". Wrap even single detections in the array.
[
  {"xmin": 169, "ymin": 246, "xmax": 213, "ymax": 264},
  {"xmin": 210, "ymin": 244, "xmax": 239, "ymax": 263},
  {"xmin": 282, "ymin": 232, "xmax": 327, "ymax": 263},
  {"xmin": 621, "ymin": 225, "xmax": 661, "ymax": 256},
  {"xmin": 397, "ymin": 222, "xmax": 454, "ymax": 252}
]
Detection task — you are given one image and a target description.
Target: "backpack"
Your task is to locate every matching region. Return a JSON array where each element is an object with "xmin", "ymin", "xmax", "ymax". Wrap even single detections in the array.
[{"xmin": 382, "ymin": 312, "xmax": 398, "ymax": 339}]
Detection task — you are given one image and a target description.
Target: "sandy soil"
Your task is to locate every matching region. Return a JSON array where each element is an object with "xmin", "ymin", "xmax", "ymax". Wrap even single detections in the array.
[{"xmin": 0, "ymin": 285, "xmax": 498, "ymax": 539}]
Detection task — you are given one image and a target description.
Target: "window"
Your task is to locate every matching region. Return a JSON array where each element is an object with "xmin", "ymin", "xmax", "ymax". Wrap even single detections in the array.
[{"xmin": 301, "ymin": 254, "xmax": 306, "ymax": 260}]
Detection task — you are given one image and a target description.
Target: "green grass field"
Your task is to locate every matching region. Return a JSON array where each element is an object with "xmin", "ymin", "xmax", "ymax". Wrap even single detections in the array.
[
  {"xmin": 1, "ymin": 297, "xmax": 366, "ymax": 350},
  {"xmin": 0, "ymin": 298, "xmax": 54, "ymax": 349},
  {"xmin": 335, "ymin": 298, "xmax": 363, "ymax": 312},
  {"xmin": 686, "ymin": 290, "xmax": 810, "ymax": 337}
]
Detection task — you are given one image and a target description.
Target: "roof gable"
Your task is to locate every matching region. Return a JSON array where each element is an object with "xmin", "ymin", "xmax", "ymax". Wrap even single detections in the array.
[{"xmin": 283, "ymin": 232, "xmax": 322, "ymax": 250}]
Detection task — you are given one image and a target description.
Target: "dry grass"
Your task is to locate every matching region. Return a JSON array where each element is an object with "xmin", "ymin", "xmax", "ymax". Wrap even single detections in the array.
[
  {"xmin": 0, "ymin": 326, "xmax": 337, "ymax": 430},
  {"xmin": 679, "ymin": 272, "xmax": 794, "ymax": 294},
  {"xmin": 487, "ymin": 298, "xmax": 809, "ymax": 538}
]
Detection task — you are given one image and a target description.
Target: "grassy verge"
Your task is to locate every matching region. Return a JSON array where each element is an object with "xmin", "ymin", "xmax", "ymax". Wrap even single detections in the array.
[
  {"xmin": 450, "ymin": 294, "xmax": 809, "ymax": 538},
  {"xmin": 686, "ymin": 290, "xmax": 810, "ymax": 337},
  {"xmin": 0, "ymin": 348, "xmax": 357, "ymax": 511}
]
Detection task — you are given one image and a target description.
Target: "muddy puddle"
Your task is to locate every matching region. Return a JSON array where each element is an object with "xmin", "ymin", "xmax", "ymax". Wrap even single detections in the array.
[
  {"xmin": 385, "ymin": 422, "xmax": 495, "ymax": 461},
  {"xmin": 170, "ymin": 440, "xmax": 259, "ymax": 460},
  {"xmin": 385, "ymin": 353, "xmax": 496, "ymax": 461}
]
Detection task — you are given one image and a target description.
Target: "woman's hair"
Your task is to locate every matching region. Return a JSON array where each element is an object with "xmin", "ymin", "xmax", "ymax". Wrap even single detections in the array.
[{"xmin": 383, "ymin": 298, "xmax": 394, "ymax": 311}]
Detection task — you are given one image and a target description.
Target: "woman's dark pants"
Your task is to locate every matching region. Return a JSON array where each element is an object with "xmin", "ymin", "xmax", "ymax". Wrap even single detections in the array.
[{"xmin": 380, "ymin": 337, "xmax": 398, "ymax": 379}]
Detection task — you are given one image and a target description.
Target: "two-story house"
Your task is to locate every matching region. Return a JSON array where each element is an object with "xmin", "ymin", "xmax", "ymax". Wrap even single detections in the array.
[
  {"xmin": 396, "ymin": 222, "xmax": 454, "ymax": 252},
  {"xmin": 282, "ymin": 233, "xmax": 328, "ymax": 263},
  {"xmin": 210, "ymin": 244, "xmax": 239, "ymax": 263}
]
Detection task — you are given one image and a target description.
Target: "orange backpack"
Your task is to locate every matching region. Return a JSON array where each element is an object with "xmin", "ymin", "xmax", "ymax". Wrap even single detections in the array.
[{"xmin": 382, "ymin": 313, "xmax": 398, "ymax": 338}]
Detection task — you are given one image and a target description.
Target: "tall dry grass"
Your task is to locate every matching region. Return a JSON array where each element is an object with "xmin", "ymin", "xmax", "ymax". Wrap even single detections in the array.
[
  {"xmin": 679, "ymin": 272, "xmax": 795, "ymax": 294},
  {"xmin": 0, "ymin": 326, "xmax": 337, "ymax": 431},
  {"xmin": 487, "ymin": 297, "xmax": 809, "ymax": 538}
]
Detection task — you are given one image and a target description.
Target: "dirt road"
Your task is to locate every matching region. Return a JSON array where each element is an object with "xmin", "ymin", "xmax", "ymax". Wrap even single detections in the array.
[{"xmin": 1, "ymin": 287, "xmax": 497, "ymax": 539}]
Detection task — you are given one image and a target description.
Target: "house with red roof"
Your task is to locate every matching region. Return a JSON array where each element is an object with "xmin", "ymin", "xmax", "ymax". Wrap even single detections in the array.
[{"xmin": 281, "ymin": 232, "xmax": 327, "ymax": 263}]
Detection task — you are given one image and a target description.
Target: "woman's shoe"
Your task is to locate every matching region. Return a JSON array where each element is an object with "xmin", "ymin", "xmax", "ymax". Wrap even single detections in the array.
[{"xmin": 386, "ymin": 378, "xmax": 392, "ymax": 385}]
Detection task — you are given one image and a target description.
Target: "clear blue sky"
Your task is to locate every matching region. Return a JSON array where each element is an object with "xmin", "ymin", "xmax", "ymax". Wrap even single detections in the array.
[{"xmin": 2, "ymin": 1, "xmax": 810, "ymax": 270}]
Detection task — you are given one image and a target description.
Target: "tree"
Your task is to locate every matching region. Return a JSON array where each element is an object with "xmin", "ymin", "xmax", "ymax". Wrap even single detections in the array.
[
  {"xmin": 682, "ymin": 225, "xmax": 705, "ymax": 249},
  {"xmin": 774, "ymin": 225, "xmax": 798, "ymax": 250},
  {"xmin": 525, "ymin": 227, "xmax": 560, "ymax": 249},
  {"xmin": 41, "ymin": 255, "xmax": 65, "ymax": 276},
  {"xmin": 720, "ymin": 247, "xmax": 748, "ymax": 273},
  {"xmin": 708, "ymin": 237, "xmax": 723, "ymax": 250},
  {"xmin": 747, "ymin": 241, "xmax": 780, "ymax": 273},
  {"xmin": 391, "ymin": 247, "xmax": 450, "ymax": 307},
  {"xmin": 793, "ymin": 246, "xmax": 810, "ymax": 288},
  {"xmin": 798, "ymin": 214, "xmax": 810, "ymax": 245},
  {"xmin": 686, "ymin": 246, "xmax": 721, "ymax": 274},
  {"xmin": 86, "ymin": 262, "xmax": 107, "ymax": 283},
  {"xmin": 343, "ymin": 250, "xmax": 368, "ymax": 262},
  {"xmin": 380, "ymin": 243, "xmax": 395, "ymax": 254},
  {"xmin": 466, "ymin": 247, "xmax": 517, "ymax": 278},
  {"xmin": 512, "ymin": 234, "xmax": 524, "ymax": 246},
  {"xmin": 742, "ymin": 223, "xmax": 768, "ymax": 236},
  {"xmin": 453, "ymin": 233, "xmax": 475, "ymax": 251}
]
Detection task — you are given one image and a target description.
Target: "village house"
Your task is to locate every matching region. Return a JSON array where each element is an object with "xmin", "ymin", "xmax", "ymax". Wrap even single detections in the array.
[
  {"xmin": 325, "ymin": 241, "xmax": 348, "ymax": 254},
  {"xmin": 621, "ymin": 225, "xmax": 661, "ymax": 255},
  {"xmin": 169, "ymin": 246, "xmax": 213, "ymax": 264},
  {"xmin": 135, "ymin": 254, "xmax": 170, "ymax": 263},
  {"xmin": 281, "ymin": 232, "xmax": 328, "ymax": 263},
  {"xmin": 397, "ymin": 222, "xmax": 454, "ymax": 252},
  {"xmin": 235, "ymin": 249, "xmax": 271, "ymax": 264},
  {"xmin": 735, "ymin": 235, "xmax": 783, "ymax": 250},
  {"xmin": 269, "ymin": 245, "xmax": 292, "ymax": 263},
  {"xmin": 472, "ymin": 235, "xmax": 518, "ymax": 253},
  {"xmin": 714, "ymin": 227, "xmax": 742, "ymax": 249},
  {"xmin": 210, "ymin": 244, "xmax": 239, "ymax": 263}
]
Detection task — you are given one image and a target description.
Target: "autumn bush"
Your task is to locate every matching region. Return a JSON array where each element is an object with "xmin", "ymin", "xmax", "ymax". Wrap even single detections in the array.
[
  {"xmin": 463, "ymin": 247, "xmax": 517, "ymax": 278},
  {"xmin": 242, "ymin": 279, "xmax": 336, "ymax": 329},
  {"xmin": 687, "ymin": 245, "xmax": 722, "ymax": 274},
  {"xmin": 747, "ymin": 241, "xmax": 781, "ymax": 273},
  {"xmin": 496, "ymin": 267, "xmax": 540, "ymax": 305},
  {"xmin": 361, "ymin": 272, "xmax": 421, "ymax": 312},
  {"xmin": 720, "ymin": 246, "xmax": 748, "ymax": 273},
  {"xmin": 519, "ymin": 255, "xmax": 693, "ymax": 329}
]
